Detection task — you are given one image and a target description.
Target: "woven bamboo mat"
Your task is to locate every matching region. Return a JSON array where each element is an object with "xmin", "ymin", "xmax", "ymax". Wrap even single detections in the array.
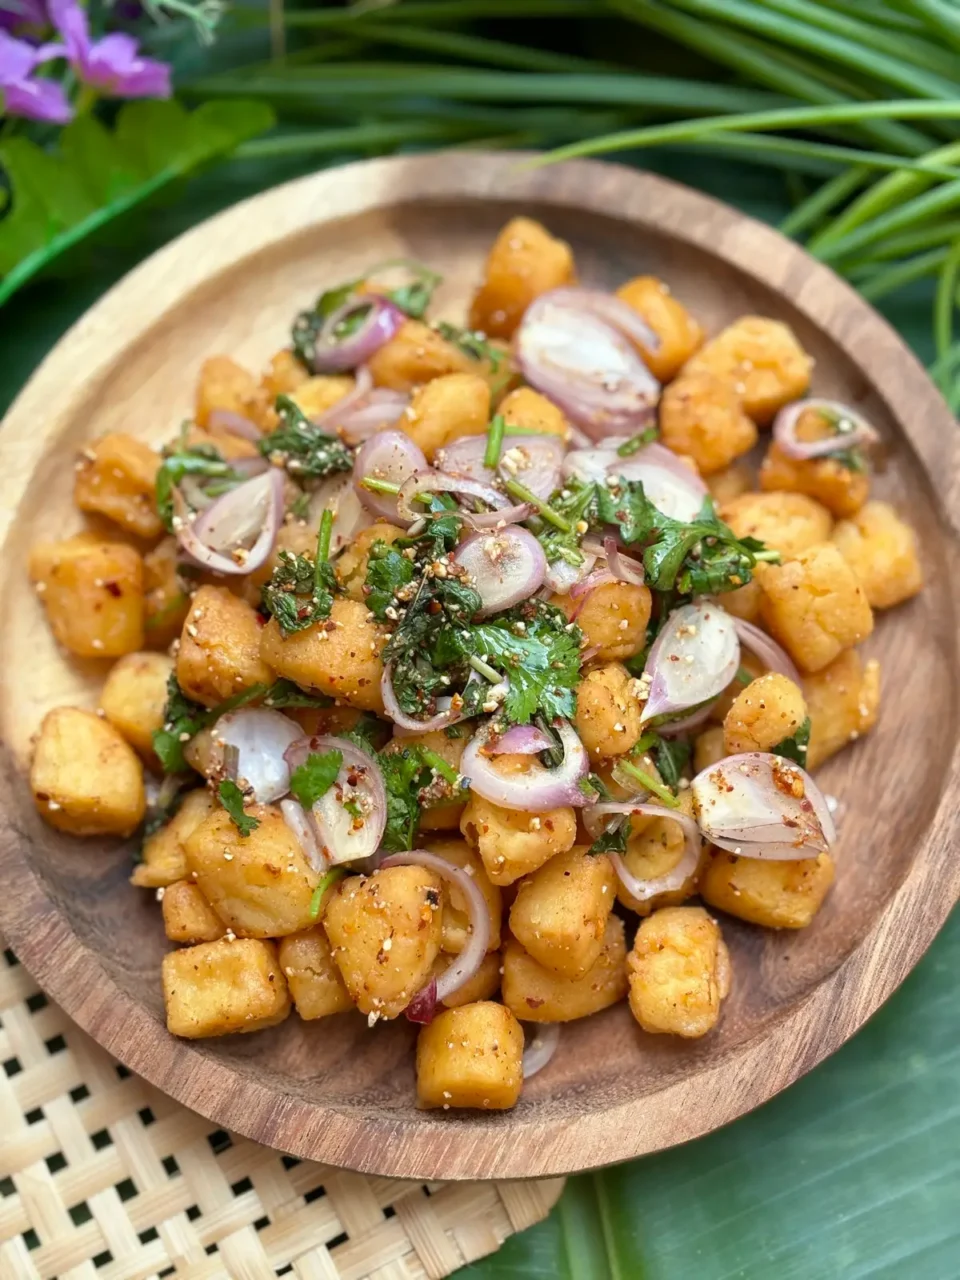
[{"xmin": 0, "ymin": 936, "xmax": 564, "ymax": 1280}]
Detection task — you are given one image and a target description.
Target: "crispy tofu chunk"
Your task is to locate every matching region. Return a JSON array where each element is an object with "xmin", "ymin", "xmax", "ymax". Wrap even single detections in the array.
[
  {"xmin": 74, "ymin": 432, "xmax": 163, "ymax": 539},
  {"xmin": 501, "ymin": 917, "xmax": 628, "ymax": 1023},
  {"xmin": 162, "ymin": 937, "xmax": 290, "ymax": 1038},
  {"xmin": 416, "ymin": 1002, "xmax": 524, "ymax": 1110},
  {"xmin": 509, "ymin": 847, "xmax": 616, "ymax": 978},
  {"xmin": 176, "ymin": 585, "xmax": 274, "ymax": 708},
  {"xmin": 627, "ymin": 906, "xmax": 730, "ymax": 1038},
  {"xmin": 30, "ymin": 534, "xmax": 144, "ymax": 658},
  {"xmin": 31, "ymin": 707, "xmax": 145, "ymax": 837},
  {"xmin": 277, "ymin": 926, "xmax": 353, "ymax": 1019}
]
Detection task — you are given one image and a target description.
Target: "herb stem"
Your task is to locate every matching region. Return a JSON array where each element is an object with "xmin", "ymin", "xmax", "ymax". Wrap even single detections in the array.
[
  {"xmin": 420, "ymin": 747, "xmax": 460, "ymax": 785},
  {"xmin": 618, "ymin": 759, "xmax": 680, "ymax": 809},
  {"xmin": 316, "ymin": 507, "xmax": 334, "ymax": 564},
  {"xmin": 361, "ymin": 477, "xmax": 401, "ymax": 495},
  {"xmin": 504, "ymin": 478, "xmax": 573, "ymax": 531},
  {"xmin": 484, "ymin": 413, "xmax": 506, "ymax": 468},
  {"xmin": 752, "ymin": 549, "xmax": 782, "ymax": 562},
  {"xmin": 309, "ymin": 867, "xmax": 348, "ymax": 920},
  {"xmin": 469, "ymin": 654, "xmax": 503, "ymax": 683}
]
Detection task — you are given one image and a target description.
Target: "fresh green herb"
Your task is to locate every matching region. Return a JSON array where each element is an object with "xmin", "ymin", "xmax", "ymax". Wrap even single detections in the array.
[
  {"xmin": 343, "ymin": 797, "xmax": 364, "ymax": 820},
  {"xmin": 309, "ymin": 867, "xmax": 349, "ymax": 921},
  {"xmin": 736, "ymin": 666, "xmax": 755, "ymax": 686},
  {"xmin": 339, "ymin": 714, "xmax": 388, "ymax": 754},
  {"xmin": 831, "ymin": 447, "xmax": 866, "ymax": 472},
  {"xmin": 588, "ymin": 815, "xmax": 630, "ymax": 857},
  {"xmin": 261, "ymin": 518, "xmax": 338, "ymax": 637},
  {"xmin": 434, "ymin": 321, "xmax": 506, "ymax": 373},
  {"xmin": 616, "ymin": 758, "xmax": 681, "ymax": 810},
  {"xmin": 258, "ymin": 395, "xmax": 353, "ymax": 480},
  {"xmin": 369, "ymin": 257, "xmax": 442, "ymax": 319},
  {"xmin": 617, "ymin": 427, "xmax": 659, "ymax": 455},
  {"xmin": 152, "ymin": 676, "xmax": 210, "ymax": 774},
  {"xmin": 536, "ymin": 479, "xmax": 598, "ymax": 569},
  {"xmin": 504, "ymin": 477, "xmax": 573, "ymax": 531},
  {"xmin": 379, "ymin": 746, "xmax": 427, "ymax": 853},
  {"xmin": 772, "ymin": 717, "xmax": 812, "ymax": 767},
  {"xmin": 460, "ymin": 602, "xmax": 583, "ymax": 724},
  {"xmin": 360, "ymin": 477, "xmax": 401, "ymax": 496},
  {"xmin": 218, "ymin": 780, "xmax": 260, "ymax": 837},
  {"xmin": 262, "ymin": 680, "xmax": 333, "ymax": 710},
  {"xmin": 484, "ymin": 413, "xmax": 507, "ymax": 468},
  {"xmin": 144, "ymin": 592, "xmax": 190, "ymax": 631},
  {"xmin": 584, "ymin": 771, "xmax": 614, "ymax": 802},
  {"xmin": 364, "ymin": 541, "xmax": 416, "ymax": 621},
  {"xmin": 643, "ymin": 735, "xmax": 692, "ymax": 791},
  {"xmin": 288, "ymin": 491, "xmax": 311, "ymax": 521},
  {"xmin": 289, "ymin": 749, "xmax": 343, "ymax": 809},
  {"xmin": 291, "ymin": 279, "xmax": 357, "ymax": 368},
  {"xmin": 419, "ymin": 747, "xmax": 460, "ymax": 786},
  {"xmin": 155, "ymin": 445, "xmax": 243, "ymax": 533}
]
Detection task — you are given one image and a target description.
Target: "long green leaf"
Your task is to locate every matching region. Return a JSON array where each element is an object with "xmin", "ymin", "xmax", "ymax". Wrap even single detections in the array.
[{"xmin": 0, "ymin": 99, "xmax": 274, "ymax": 306}]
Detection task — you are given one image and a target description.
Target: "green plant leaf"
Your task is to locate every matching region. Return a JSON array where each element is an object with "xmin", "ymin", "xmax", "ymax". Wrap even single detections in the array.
[{"xmin": 0, "ymin": 98, "xmax": 275, "ymax": 306}]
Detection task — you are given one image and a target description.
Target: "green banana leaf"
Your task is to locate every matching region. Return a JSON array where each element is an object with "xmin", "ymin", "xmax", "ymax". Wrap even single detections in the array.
[{"xmin": 2, "ymin": 146, "xmax": 955, "ymax": 1280}]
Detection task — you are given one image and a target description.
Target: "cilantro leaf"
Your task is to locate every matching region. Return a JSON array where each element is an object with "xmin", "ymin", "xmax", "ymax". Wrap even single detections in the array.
[
  {"xmin": 152, "ymin": 675, "xmax": 209, "ymax": 774},
  {"xmin": 536, "ymin": 479, "xmax": 597, "ymax": 570},
  {"xmin": 364, "ymin": 541, "xmax": 416, "ymax": 621},
  {"xmin": 261, "ymin": 515, "xmax": 338, "ymax": 637},
  {"xmin": 588, "ymin": 815, "xmax": 630, "ymax": 857},
  {"xmin": 218, "ymin": 780, "xmax": 260, "ymax": 836},
  {"xmin": 155, "ymin": 445, "xmax": 243, "ymax": 533},
  {"xmin": 291, "ymin": 279, "xmax": 357, "ymax": 368},
  {"xmin": 262, "ymin": 679, "xmax": 333, "ymax": 710},
  {"xmin": 339, "ymin": 714, "xmax": 389, "ymax": 754},
  {"xmin": 434, "ymin": 321, "xmax": 506, "ymax": 374},
  {"xmin": 466, "ymin": 602, "xmax": 582, "ymax": 725},
  {"xmin": 378, "ymin": 747, "xmax": 426, "ymax": 853},
  {"xmin": 258, "ymin": 395, "xmax": 353, "ymax": 481},
  {"xmin": 617, "ymin": 427, "xmax": 659, "ymax": 455},
  {"xmin": 289, "ymin": 749, "xmax": 343, "ymax": 809},
  {"xmin": 772, "ymin": 716, "xmax": 812, "ymax": 766},
  {"xmin": 649, "ymin": 735, "xmax": 691, "ymax": 790}
]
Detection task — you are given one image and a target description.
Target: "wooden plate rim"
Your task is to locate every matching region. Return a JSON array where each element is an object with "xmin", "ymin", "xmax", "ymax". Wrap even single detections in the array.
[{"xmin": 1, "ymin": 152, "xmax": 959, "ymax": 1181}]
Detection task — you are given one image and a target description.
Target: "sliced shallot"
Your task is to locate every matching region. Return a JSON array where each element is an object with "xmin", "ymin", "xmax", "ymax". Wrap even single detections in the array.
[
  {"xmin": 436, "ymin": 432, "xmax": 565, "ymax": 500},
  {"xmin": 396, "ymin": 469, "xmax": 510, "ymax": 524},
  {"xmin": 201, "ymin": 708, "xmax": 303, "ymax": 803},
  {"xmin": 564, "ymin": 441, "xmax": 708, "ymax": 523},
  {"xmin": 453, "ymin": 527, "xmax": 546, "ymax": 617},
  {"xmin": 382, "ymin": 664, "xmax": 482, "ymax": 735},
  {"xmin": 515, "ymin": 290, "xmax": 660, "ymax": 441},
  {"xmin": 522, "ymin": 1023, "xmax": 561, "ymax": 1079},
  {"xmin": 380, "ymin": 850, "xmax": 491, "ymax": 1019},
  {"xmin": 284, "ymin": 734, "xmax": 387, "ymax": 865},
  {"xmin": 586, "ymin": 801, "xmax": 702, "ymax": 904},
  {"xmin": 461, "ymin": 719, "xmax": 589, "ymax": 811},
  {"xmin": 280, "ymin": 798, "xmax": 328, "ymax": 874},
  {"xmin": 487, "ymin": 724, "xmax": 555, "ymax": 755},
  {"xmin": 773, "ymin": 398, "xmax": 880, "ymax": 461},
  {"xmin": 174, "ymin": 467, "xmax": 284, "ymax": 576},
  {"xmin": 691, "ymin": 751, "xmax": 835, "ymax": 859},
  {"xmin": 354, "ymin": 430, "xmax": 428, "ymax": 523},
  {"xmin": 309, "ymin": 295, "xmax": 405, "ymax": 373},
  {"xmin": 206, "ymin": 409, "xmax": 262, "ymax": 441},
  {"xmin": 641, "ymin": 601, "xmax": 740, "ymax": 724},
  {"xmin": 731, "ymin": 617, "xmax": 802, "ymax": 685},
  {"xmin": 544, "ymin": 551, "xmax": 597, "ymax": 596}
]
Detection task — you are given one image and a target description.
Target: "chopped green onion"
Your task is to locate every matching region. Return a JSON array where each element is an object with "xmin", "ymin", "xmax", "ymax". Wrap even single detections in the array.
[
  {"xmin": 484, "ymin": 413, "xmax": 506, "ymax": 468},
  {"xmin": 360, "ymin": 477, "xmax": 401, "ymax": 495},
  {"xmin": 317, "ymin": 507, "xmax": 333, "ymax": 563},
  {"xmin": 617, "ymin": 428, "xmax": 658, "ymax": 456},
  {"xmin": 618, "ymin": 759, "xmax": 680, "ymax": 810},
  {"xmin": 420, "ymin": 747, "xmax": 460, "ymax": 786},
  {"xmin": 504, "ymin": 478, "xmax": 573, "ymax": 531},
  {"xmin": 309, "ymin": 867, "xmax": 348, "ymax": 920}
]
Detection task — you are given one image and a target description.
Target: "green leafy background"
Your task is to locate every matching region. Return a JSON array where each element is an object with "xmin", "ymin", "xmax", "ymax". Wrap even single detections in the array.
[{"xmin": 2, "ymin": 150, "xmax": 956, "ymax": 1279}]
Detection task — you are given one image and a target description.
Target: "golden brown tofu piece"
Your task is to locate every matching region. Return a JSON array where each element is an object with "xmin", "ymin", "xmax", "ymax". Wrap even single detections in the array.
[
  {"xmin": 401, "ymin": 372, "xmax": 491, "ymax": 462},
  {"xmin": 720, "ymin": 491, "xmax": 833, "ymax": 561},
  {"xmin": 259, "ymin": 597, "xmax": 385, "ymax": 714},
  {"xmin": 131, "ymin": 789, "xmax": 215, "ymax": 889},
  {"xmin": 615, "ymin": 275, "xmax": 704, "ymax": 383},
  {"xmin": 416, "ymin": 1001, "xmax": 524, "ymax": 1110},
  {"xmin": 432, "ymin": 949, "xmax": 502, "ymax": 1008},
  {"xmin": 616, "ymin": 792, "xmax": 703, "ymax": 917},
  {"xmin": 469, "ymin": 216, "xmax": 575, "ymax": 340},
  {"xmin": 706, "ymin": 459, "xmax": 754, "ymax": 506},
  {"xmin": 99, "ymin": 651, "xmax": 174, "ymax": 758},
  {"xmin": 162, "ymin": 937, "xmax": 290, "ymax": 1038},
  {"xmin": 574, "ymin": 662, "xmax": 644, "ymax": 759},
  {"xmin": 290, "ymin": 374, "xmax": 355, "ymax": 422},
  {"xmin": 277, "ymin": 926, "xmax": 353, "ymax": 1019},
  {"xmin": 368, "ymin": 319, "xmax": 492, "ymax": 392},
  {"xmin": 694, "ymin": 725, "xmax": 727, "ymax": 773},
  {"xmin": 324, "ymin": 866, "xmax": 444, "ymax": 1019},
  {"xmin": 499, "ymin": 387, "xmax": 569, "ymax": 439},
  {"xmin": 31, "ymin": 707, "xmax": 145, "ymax": 838},
  {"xmin": 501, "ymin": 917, "xmax": 628, "ymax": 1022},
  {"xmin": 184, "ymin": 804, "xmax": 321, "ymax": 938},
  {"xmin": 176, "ymin": 585, "xmax": 274, "ymax": 708},
  {"xmin": 162, "ymin": 880, "xmax": 226, "ymax": 944},
  {"xmin": 804, "ymin": 649, "xmax": 880, "ymax": 770},
  {"xmin": 195, "ymin": 355, "xmax": 271, "ymax": 431},
  {"xmin": 552, "ymin": 581, "xmax": 651, "ymax": 662},
  {"xmin": 260, "ymin": 349, "xmax": 309, "ymax": 399},
  {"xmin": 832, "ymin": 501, "xmax": 923, "ymax": 609},
  {"xmin": 74, "ymin": 433, "xmax": 162, "ymax": 540},
  {"xmin": 30, "ymin": 534, "xmax": 144, "ymax": 658},
  {"xmin": 684, "ymin": 316, "xmax": 812, "ymax": 425},
  {"xmin": 659, "ymin": 370, "xmax": 758, "ymax": 475},
  {"xmin": 757, "ymin": 543, "xmax": 873, "ymax": 673},
  {"xmin": 627, "ymin": 906, "xmax": 730, "ymax": 1038},
  {"xmin": 509, "ymin": 847, "xmax": 616, "ymax": 978},
  {"xmin": 422, "ymin": 837, "xmax": 502, "ymax": 955},
  {"xmin": 143, "ymin": 537, "xmax": 192, "ymax": 649},
  {"xmin": 461, "ymin": 773, "xmax": 577, "ymax": 887},
  {"xmin": 722, "ymin": 672, "xmax": 808, "ymax": 756},
  {"xmin": 701, "ymin": 850, "xmax": 834, "ymax": 929}
]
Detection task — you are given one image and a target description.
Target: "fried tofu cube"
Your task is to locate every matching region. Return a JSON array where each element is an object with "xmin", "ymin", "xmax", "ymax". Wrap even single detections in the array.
[
  {"xmin": 277, "ymin": 926, "xmax": 353, "ymax": 1019},
  {"xmin": 552, "ymin": 581, "xmax": 651, "ymax": 663},
  {"xmin": 416, "ymin": 1002, "xmax": 524, "ymax": 1110},
  {"xmin": 162, "ymin": 880, "xmax": 226, "ymax": 944},
  {"xmin": 183, "ymin": 804, "xmax": 321, "ymax": 938},
  {"xmin": 195, "ymin": 355, "xmax": 271, "ymax": 431},
  {"xmin": 31, "ymin": 707, "xmax": 146, "ymax": 837},
  {"xmin": 143, "ymin": 537, "xmax": 191, "ymax": 649},
  {"xmin": 720, "ymin": 491, "xmax": 833, "ymax": 561},
  {"xmin": 627, "ymin": 906, "xmax": 730, "ymax": 1038},
  {"xmin": 290, "ymin": 375, "xmax": 355, "ymax": 422},
  {"xmin": 176, "ymin": 585, "xmax": 274, "ymax": 708},
  {"xmin": 99, "ymin": 651, "xmax": 174, "ymax": 758},
  {"xmin": 574, "ymin": 662, "xmax": 644, "ymax": 759},
  {"xmin": 707, "ymin": 460, "xmax": 755, "ymax": 505},
  {"xmin": 722, "ymin": 671, "xmax": 808, "ymax": 756},
  {"xmin": 683, "ymin": 316, "xmax": 812, "ymax": 424},
  {"xmin": 368, "ymin": 319, "xmax": 496, "ymax": 392},
  {"xmin": 74, "ymin": 433, "xmax": 163, "ymax": 539},
  {"xmin": 162, "ymin": 937, "xmax": 290, "ymax": 1038},
  {"xmin": 658, "ymin": 370, "xmax": 758, "ymax": 475},
  {"xmin": 131, "ymin": 789, "xmax": 215, "ymax": 889},
  {"xmin": 499, "ymin": 387, "xmax": 569, "ymax": 439},
  {"xmin": 29, "ymin": 534, "xmax": 144, "ymax": 658},
  {"xmin": 701, "ymin": 850, "xmax": 834, "ymax": 929},
  {"xmin": 401, "ymin": 372, "xmax": 491, "ymax": 461},
  {"xmin": 615, "ymin": 275, "xmax": 704, "ymax": 382},
  {"xmin": 832, "ymin": 501, "xmax": 923, "ymax": 609},
  {"xmin": 804, "ymin": 650, "xmax": 880, "ymax": 770},
  {"xmin": 460, "ymin": 775, "xmax": 577, "ymax": 887},
  {"xmin": 756, "ymin": 542, "xmax": 873, "ymax": 673},
  {"xmin": 324, "ymin": 866, "xmax": 444, "ymax": 1019},
  {"xmin": 694, "ymin": 725, "xmax": 727, "ymax": 773},
  {"xmin": 469, "ymin": 216, "xmax": 575, "ymax": 340},
  {"xmin": 433, "ymin": 949, "xmax": 502, "ymax": 1008},
  {"xmin": 422, "ymin": 837, "xmax": 502, "ymax": 955},
  {"xmin": 259, "ymin": 597, "xmax": 385, "ymax": 713},
  {"xmin": 509, "ymin": 848, "xmax": 616, "ymax": 978},
  {"xmin": 501, "ymin": 917, "xmax": 628, "ymax": 1022}
]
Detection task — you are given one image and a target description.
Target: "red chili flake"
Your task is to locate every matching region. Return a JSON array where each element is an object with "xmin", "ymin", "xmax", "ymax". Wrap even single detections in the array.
[{"xmin": 103, "ymin": 581, "xmax": 122, "ymax": 598}]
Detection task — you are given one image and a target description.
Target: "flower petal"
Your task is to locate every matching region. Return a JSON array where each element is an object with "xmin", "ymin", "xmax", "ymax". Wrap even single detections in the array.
[
  {"xmin": 48, "ymin": 0, "xmax": 89, "ymax": 64},
  {"xmin": 0, "ymin": 28, "xmax": 38, "ymax": 82},
  {"xmin": 3, "ymin": 74, "xmax": 73, "ymax": 122}
]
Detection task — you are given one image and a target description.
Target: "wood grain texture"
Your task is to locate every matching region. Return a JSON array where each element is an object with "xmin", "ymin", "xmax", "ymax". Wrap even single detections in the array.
[{"xmin": 0, "ymin": 152, "xmax": 958, "ymax": 1182}]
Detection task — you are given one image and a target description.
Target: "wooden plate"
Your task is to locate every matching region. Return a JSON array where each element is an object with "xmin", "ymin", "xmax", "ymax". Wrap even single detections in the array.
[{"xmin": 1, "ymin": 152, "xmax": 958, "ymax": 1182}]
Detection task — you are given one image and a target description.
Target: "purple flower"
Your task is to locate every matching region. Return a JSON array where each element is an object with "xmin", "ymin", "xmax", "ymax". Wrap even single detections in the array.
[
  {"xmin": 0, "ymin": 28, "xmax": 70, "ymax": 121},
  {"xmin": 0, "ymin": 1, "xmax": 47, "ymax": 36},
  {"xmin": 49, "ymin": 0, "xmax": 170, "ymax": 98}
]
